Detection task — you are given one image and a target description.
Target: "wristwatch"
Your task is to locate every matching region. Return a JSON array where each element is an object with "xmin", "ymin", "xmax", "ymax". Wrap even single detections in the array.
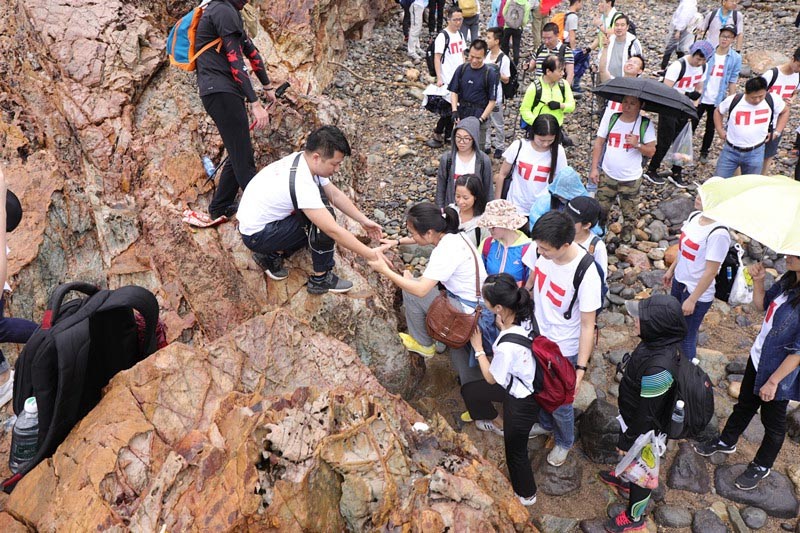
[{"xmin": 575, "ymin": 364, "xmax": 588, "ymax": 372}]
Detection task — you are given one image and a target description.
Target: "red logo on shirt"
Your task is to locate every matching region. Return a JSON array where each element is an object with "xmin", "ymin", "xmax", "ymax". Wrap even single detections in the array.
[
  {"xmin": 676, "ymin": 73, "xmax": 702, "ymax": 90},
  {"xmin": 680, "ymin": 232, "xmax": 700, "ymax": 261},
  {"xmin": 711, "ymin": 65, "xmax": 724, "ymax": 78},
  {"xmin": 517, "ymin": 163, "xmax": 551, "ymax": 182},
  {"xmin": 533, "ymin": 267, "xmax": 566, "ymax": 307},
  {"xmin": 450, "ymin": 41, "xmax": 464, "ymax": 55},
  {"xmin": 734, "ymin": 109, "xmax": 770, "ymax": 126},
  {"xmin": 769, "ymin": 84, "xmax": 798, "ymax": 99},
  {"xmin": 607, "ymin": 133, "xmax": 634, "ymax": 150},
  {"xmin": 609, "ymin": 101, "xmax": 622, "ymax": 112},
  {"xmin": 765, "ymin": 300, "xmax": 778, "ymax": 323}
]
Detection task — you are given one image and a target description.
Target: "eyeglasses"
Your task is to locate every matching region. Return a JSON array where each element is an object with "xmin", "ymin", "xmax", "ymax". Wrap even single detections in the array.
[{"xmin": 455, "ymin": 135, "xmax": 473, "ymax": 143}]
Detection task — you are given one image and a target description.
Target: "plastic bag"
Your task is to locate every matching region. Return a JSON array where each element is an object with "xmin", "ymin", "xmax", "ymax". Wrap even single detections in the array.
[
  {"xmin": 613, "ymin": 430, "xmax": 666, "ymax": 489},
  {"xmin": 728, "ymin": 255, "xmax": 754, "ymax": 306},
  {"xmin": 664, "ymin": 122, "xmax": 694, "ymax": 168}
]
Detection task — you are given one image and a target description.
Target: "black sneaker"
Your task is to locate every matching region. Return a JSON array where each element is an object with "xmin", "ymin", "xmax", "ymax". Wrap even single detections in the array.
[
  {"xmin": 668, "ymin": 173, "xmax": 688, "ymax": 188},
  {"xmin": 253, "ymin": 253, "xmax": 288, "ymax": 281},
  {"xmin": 307, "ymin": 271, "xmax": 354, "ymax": 295},
  {"xmin": 734, "ymin": 462, "xmax": 770, "ymax": 490},
  {"xmin": 493, "ymin": 148, "xmax": 503, "ymax": 160},
  {"xmin": 643, "ymin": 170, "xmax": 666, "ymax": 185},
  {"xmin": 599, "ymin": 470, "xmax": 630, "ymax": 496},
  {"xmin": 693, "ymin": 439, "xmax": 737, "ymax": 457}
]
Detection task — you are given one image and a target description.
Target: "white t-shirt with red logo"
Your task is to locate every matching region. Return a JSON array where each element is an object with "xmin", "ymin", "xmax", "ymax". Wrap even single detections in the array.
[
  {"xmin": 665, "ymin": 58, "xmax": 705, "ymax": 94},
  {"xmin": 761, "ymin": 68, "xmax": 800, "ymax": 101},
  {"xmin": 423, "ymin": 232, "xmax": 487, "ymax": 307},
  {"xmin": 719, "ymin": 93, "xmax": 786, "ymax": 148},
  {"xmin": 502, "ymin": 139, "xmax": 568, "ymax": 215},
  {"xmin": 521, "ymin": 245, "xmax": 602, "ymax": 357},
  {"xmin": 597, "ymin": 112, "xmax": 656, "ymax": 182},
  {"xmin": 453, "ymin": 153, "xmax": 477, "ymax": 180},
  {"xmin": 750, "ymin": 293, "xmax": 789, "ymax": 371},
  {"xmin": 491, "ymin": 325, "xmax": 537, "ymax": 399},
  {"xmin": 674, "ymin": 213, "xmax": 731, "ymax": 303},
  {"xmin": 701, "ymin": 53, "xmax": 728, "ymax": 105},
  {"xmin": 435, "ymin": 29, "xmax": 466, "ymax": 85}
]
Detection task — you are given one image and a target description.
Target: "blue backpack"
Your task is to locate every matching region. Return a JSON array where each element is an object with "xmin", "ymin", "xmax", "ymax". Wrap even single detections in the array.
[{"xmin": 166, "ymin": 1, "xmax": 222, "ymax": 71}]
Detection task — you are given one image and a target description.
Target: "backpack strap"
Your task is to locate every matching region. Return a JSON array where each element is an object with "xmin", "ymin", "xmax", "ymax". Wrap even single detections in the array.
[
  {"xmin": 639, "ymin": 116, "xmax": 651, "ymax": 142},
  {"xmin": 482, "ymin": 236, "xmax": 494, "ymax": 259},
  {"xmin": 45, "ymin": 282, "xmax": 100, "ymax": 328},
  {"xmin": 764, "ymin": 93, "xmax": 775, "ymax": 134},
  {"xmin": 288, "ymin": 152, "xmax": 303, "ymax": 212},
  {"xmin": 676, "ymin": 57, "xmax": 687, "ymax": 85},
  {"xmin": 564, "ymin": 253, "xmax": 595, "ymax": 320},
  {"xmin": 727, "ymin": 93, "xmax": 744, "ymax": 115},
  {"xmin": 765, "ymin": 67, "xmax": 779, "ymax": 90},
  {"xmin": 531, "ymin": 77, "xmax": 544, "ymax": 111},
  {"xmin": 558, "ymin": 79, "xmax": 566, "ymax": 100},
  {"xmin": 607, "ymin": 112, "xmax": 622, "ymax": 137},
  {"xmin": 588, "ymin": 235, "xmax": 600, "ymax": 255},
  {"xmin": 497, "ymin": 332, "xmax": 535, "ymax": 394}
]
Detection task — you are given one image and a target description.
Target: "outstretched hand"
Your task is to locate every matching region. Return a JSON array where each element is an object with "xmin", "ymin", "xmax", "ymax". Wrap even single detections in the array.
[{"xmin": 361, "ymin": 219, "xmax": 383, "ymax": 242}]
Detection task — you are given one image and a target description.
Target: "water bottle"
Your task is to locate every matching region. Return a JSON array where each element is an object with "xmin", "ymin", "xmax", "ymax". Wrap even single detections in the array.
[
  {"xmin": 726, "ymin": 266, "xmax": 733, "ymax": 282},
  {"xmin": 201, "ymin": 156, "xmax": 216, "ymax": 179},
  {"xmin": 669, "ymin": 399, "xmax": 685, "ymax": 437},
  {"xmin": 9, "ymin": 397, "xmax": 39, "ymax": 474}
]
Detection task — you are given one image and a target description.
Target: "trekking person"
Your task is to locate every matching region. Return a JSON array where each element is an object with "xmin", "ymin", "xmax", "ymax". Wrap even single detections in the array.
[
  {"xmin": 528, "ymin": 166, "xmax": 594, "ymax": 234},
  {"xmin": 449, "ymin": 39, "xmax": 499, "ymax": 148},
  {"xmin": 694, "ymin": 258, "xmax": 800, "ymax": 491},
  {"xmin": 407, "ymin": 0, "xmax": 428, "ymax": 61},
  {"xmin": 662, "ymin": 196, "xmax": 731, "ymax": 360},
  {"xmin": 400, "ymin": 0, "xmax": 412, "ymax": 44},
  {"xmin": 435, "ymin": 117, "xmax": 494, "ymax": 210},
  {"xmin": 698, "ymin": 0, "xmax": 744, "ymax": 50},
  {"xmin": 598, "ymin": 14, "xmax": 642, "ymax": 81},
  {"xmin": 644, "ymin": 40, "xmax": 712, "ymax": 188},
  {"xmin": 468, "ymin": 272, "xmax": 540, "ymax": 506},
  {"xmin": 599, "ymin": 294, "xmax": 687, "ymax": 533},
  {"xmin": 530, "ymin": 22, "xmax": 575, "ymax": 86},
  {"xmin": 713, "ymin": 76, "xmax": 789, "ymax": 178},
  {"xmin": 519, "ymin": 55, "xmax": 575, "ymax": 131},
  {"xmin": 759, "ymin": 47, "xmax": 800, "ymax": 174},
  {"xmin": 695, "ymin": 25, "xmax": 741, "ymax": 164},
  {"xmin": 479, "ymin": 200, "xmax": 533, "ymax": 286},
  {"xmin": 529, "ymin": 0, "xmax": 546, "ymax": 52},
  {"xmin": 494, "ymin": 114, "xmax": 568, "ymax": 222},
  {"xmin": 599, "ymin": 54, "xmax": 645, "ymax": 118},
  {"xmin": 452, "ymin": 174, "xmax": 489, "ymax": 247},
  {"xmin": 485, "ymin": 27, "xmax": 512, "ymax": 159},
  {"xmin": 237, "ymin": 126, "xmax": 384, "ymax": 293},
  {"xmin": 587, "ymin": 0, "xmax": 616, "ymax": 56},
  {"xmin": 501, "ymin": 0, "xmax": 530, "ymax": 65},
  {"xmin": 657, "ymin": 0, "xmax": 700, "ymax": 75},
  {"xmin": 426, "ymin": 7, "xmax": 466, "ymax": 148},
  {"xmin": 458, "ymin": 0, "xmax": 481, "ymax": 45},
  {"xmin": 194, "ymin": 0, "xmax": 273, "ymax": 222},
  {"xmin": 0, "ymin": 167, "xmax": 37, "ymax": 407},
  {"xmin": 566, "ymin": 196, "xmax": 608, "ymax": 281},
  {"xmin": 589, "ymin": 96, "xmax": 656, "ymax": 244},
  {"xmin": 562, "ymin": 0, "xmax": 582, "ymax": 50},
  {"xmin": 521, "ymin": 211, "xmax": 602, "ymax": 467},
  {"xmin": 428, "ymin": 0, "xmax": 446, "ymax": 35}
]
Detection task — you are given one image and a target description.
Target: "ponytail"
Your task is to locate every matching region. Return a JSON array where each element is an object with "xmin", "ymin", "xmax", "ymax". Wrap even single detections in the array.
[
  {"xmin": 407, "ymin": 202, "xmax": 461, "ymax": 235},
  {"xmin": 482, "ymin": 273, "xmax": 534, "ymax": 325}
]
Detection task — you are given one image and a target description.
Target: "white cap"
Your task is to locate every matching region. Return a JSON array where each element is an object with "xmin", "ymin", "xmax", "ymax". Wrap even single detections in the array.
[
  {"xmin": 24, "ymin": 397, "xmax": 38, "ymax": 414},
  {"xmin": 676, "ymin": 400, "xmax": 685, "ymax": 409}
]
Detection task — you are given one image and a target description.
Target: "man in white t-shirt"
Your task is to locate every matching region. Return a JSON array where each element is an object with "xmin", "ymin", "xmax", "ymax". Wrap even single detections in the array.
[
  {"xmin": 589, "ymin": 95, "xmax": 656, "ymax": 244},
  {"xmin": 426, "ymin": 6, "xmax": 466, "ymax": 148},
  {"xmin": 522, "ymin": 211, "xmax": 601, "ymax": 467},
  {"xmin": 713, "ymin": 76, "xmax": 789, "ymax": 178},
  {"xmin": 759, "ymin": 47, "xmax": 800, "ymax": 174},
  {"xmin": 697, "ymin": 0, "xmax": 744, "ymax": 50},
  {"xmin": 485, "ymin": 27, "xmax": 512, "ymax": 159},
  {"xmin": 237, "ymin": 126, "xmax": 384, "ymax": 294}
]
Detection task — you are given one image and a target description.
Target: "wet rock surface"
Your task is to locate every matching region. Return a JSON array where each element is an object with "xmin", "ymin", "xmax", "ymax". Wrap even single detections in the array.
[{"xmin": 668, "ymin": 441, "xmax": 712, "ymax": 494}]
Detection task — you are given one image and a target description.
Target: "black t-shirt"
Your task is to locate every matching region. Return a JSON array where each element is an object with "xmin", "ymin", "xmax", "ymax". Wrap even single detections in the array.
[
  {"xmin": 448, "ymin": 64, "xmax": 499, "ymax": 109},
  {"xmin": 195, "ymin": 0, "xmax": 248, "ymax": 99}
]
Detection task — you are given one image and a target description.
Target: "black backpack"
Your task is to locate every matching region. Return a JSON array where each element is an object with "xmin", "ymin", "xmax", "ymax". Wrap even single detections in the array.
[
  {"xmin": 2, "ymin": 283, "xmax": 161, "ymax": 493},
  {"xmin": 702, "ymin": 8, "xmax": 739, "ymax": 40},
  {"xmin": 664, "ymin": 351, "xmax": 715, "ymax": 439},
  {"xmin": 685, "ymin": 212, "xmax": 738, "ymax": 302},
  {"xmin": 426, "ymin": 31, "xmax": 450, "ymax": 77},
  {"xmin": 495, "ymin": 51, "xmax": 520, "ymax": 100},
  {"xmin": 563, "ymin": 252, "xmax": 608, "ymax": 319},
  {"xmin": 727, "ymin": 92, "xmax": 776, "ymax": 136}
]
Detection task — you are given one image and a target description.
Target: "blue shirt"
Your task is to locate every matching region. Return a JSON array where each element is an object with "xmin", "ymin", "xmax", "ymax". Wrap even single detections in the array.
[{"xmin": 753, "ymin": 281, "xmax": 800, "ymax": 402}]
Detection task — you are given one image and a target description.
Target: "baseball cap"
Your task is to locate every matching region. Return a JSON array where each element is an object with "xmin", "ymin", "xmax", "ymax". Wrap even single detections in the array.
[
  {"xmin": 719, "ymin": 24, "xmax": 737, "ymax": 37},
  {"xmin": 565, "ymin": 196, "xmax": 601, "ymax": 226},
  {"xmin": 625, "ymin": 300, "xmax": 640, "ymax": 318}
]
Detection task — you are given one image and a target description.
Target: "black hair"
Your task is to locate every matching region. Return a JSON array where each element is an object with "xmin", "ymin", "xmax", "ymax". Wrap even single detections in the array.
[
  {"xmin": 793, "ymin": 47, "xmax": 800, "ymax": 63},
  {"xmin": 526, "ymin": 114, "xmax": 561, "ymax": 184},
  {"xmin": 445, "ymin": 5, "xmax": 462, "ymax": 19},
  {"xmin": 306, "ymin": 125, "xmax": 351, "ymax": 159},
  {"xmin": 470, "ymin": 39, "xmax": 488, "ymax": 54},
  {"xmin": 745, "ymin": 76, "xmax": 768, "ymax": 93},
  {"xmin": 778, "ymin": 269, "xmax": 800, "ymax": 308},
  {"xmin": 407, "ymin": 202, "xmax": 460, "ymax": 235},
  {"xmin": 531, "ymin": 211, "xmax": 576, "ymax": 248},
  {"xmin": 482, "ymin": 273, "xmax": 534, "ymax": 325},
  {"xmin": 606, "ymin": 0, "xmax": 617, "ymax": 7},
  {"xmin": 542, "ymin": 22, "xmax": 559, "ymax": 36},
  {"xmin": 614, "ymin": 14, "xmax": 629, "ymax": 26},
  {"xmin": 569, "ymin": 0, "xmax": 582, "ymax": 6},
  {"xmin": 629, "ymin": 53, "xmax": 645, "ymax": 72},
  {"xmin": 487, "ymin": 26, "xmax": 503, "ymax": 40},
  {"xmin": 542, "ymin": 54, "xmax": 562, "ymax": 75},
  {"xmin": 454, "ymin": 174, "xmax": 487, "ymax": 216}
]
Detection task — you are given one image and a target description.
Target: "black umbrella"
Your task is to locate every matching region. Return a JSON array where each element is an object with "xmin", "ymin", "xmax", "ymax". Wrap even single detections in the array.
[{"xmin": 592, "ymin": 77, "xmax": 698, "ymax": 119}]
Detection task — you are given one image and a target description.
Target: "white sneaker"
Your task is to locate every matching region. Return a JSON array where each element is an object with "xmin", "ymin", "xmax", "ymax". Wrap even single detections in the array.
[
  {"xmin": 517, "ymin": 492, "xmax": 537, "ymax": 506},
  {"xmin": 0, "ymin": 370, "xmax": 14, "ymax": 407},
  {"xmin": 547, "ymin": 445, "xmax": 570, "ymax": 467},
  {"xmin": 475, "ymin": 419, "xmax": 504, "ymax": 436},
  {"xmin": 528, "ymin": 423, "xmax": 551, "ymax": 438}
]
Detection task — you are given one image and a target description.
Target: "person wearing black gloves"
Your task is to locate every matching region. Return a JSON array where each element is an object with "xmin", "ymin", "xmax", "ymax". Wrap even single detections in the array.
[
  {"xmin": 195, "ymin": 0, "xmax": 273, "ymax": 221},
  {"xmin": 599, "ymin": 294, "xmax": 687, "ymax": 533}
]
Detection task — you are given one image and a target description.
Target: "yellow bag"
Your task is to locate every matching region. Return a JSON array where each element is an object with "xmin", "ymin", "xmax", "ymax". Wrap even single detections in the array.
[{"xmin": 241, "ymin": 3, "xmax": 259, "ymax": 37}]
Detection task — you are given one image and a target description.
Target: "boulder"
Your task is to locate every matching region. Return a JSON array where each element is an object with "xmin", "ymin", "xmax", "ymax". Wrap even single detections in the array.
[
  {"xmin": 654, "ymin": 504, "xmax": 692, "ymax": 528},
  {"xmin": 579, "ymin": 400, "xmax": 621, "ymax": 464},
  {"xmin": 715, "ymin": 464, "xmax": 800, "ymax": 518},
  {"xmin": 696, "ymin": 347, "xmax": 729, "ymax": 385},
  {"xmin": 664, "ymin": 244, "xmax": 679, "ymax": 267},
  {"xmin": 692, "ymin": 508, "xmax": 727, "ymax": 533},
  {"xmin": 740, "ymin": 506, "xmax": 768, "ymax": 530},
  {"xmin": 744, "ymin": 49, "xmax": 790, "ymax": 75},
  {"xmin": 667, "ymin": 442, "xmax": 711, "ymax": 494},
  {"xmin": 659, "ymin": 196, "xmax": 695, "ymax": 225},
  {"xmin": 537, "ymin": 454, "xmax": 583, "ymax": 496},
  {"xmin": 535, "ymin": 514, "xmax": 579, "ymax": 533},
  {"xmin": 646, "ymin": 220, "xmax": 669, "ymax": 242}
]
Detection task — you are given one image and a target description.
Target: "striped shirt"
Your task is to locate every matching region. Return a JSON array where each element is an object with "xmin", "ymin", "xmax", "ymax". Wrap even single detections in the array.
[{"xmin": 534, "ymin": 42, "xmax": 575, "ymax": 77}]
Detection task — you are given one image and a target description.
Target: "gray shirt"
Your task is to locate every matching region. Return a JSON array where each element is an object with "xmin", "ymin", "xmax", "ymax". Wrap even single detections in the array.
[{"xmin": 608, "ymin": 40, "xmax": 626, "ymax": 79}]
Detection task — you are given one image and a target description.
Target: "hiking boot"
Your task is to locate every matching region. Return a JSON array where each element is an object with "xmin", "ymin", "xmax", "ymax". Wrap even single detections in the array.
[
  {"xmin": 399, "ymin": 332, "xmax": 435, "ymax": 358},
  {"xmin": 604, "ymin": 510, "xmax": 646, "ymax": 532},
  {"xmin": 307, "ymin": 271, "xmax": 353, "ymax": 295},
  {"xmin": 667, "ymin": 172, "xmax": 688, "ymax": 189},
  {"xmin": 643, "ymin": 170, "xmax": 666, "ymax": 185},
  {"xmin": 425, "ymin": 132, "xmax": 444, "ymax": 148},
  {"xmin": 0, "ymin": 370, "xmax": 13, "ymax": 407},
  {"xmin": 599, "ymin": 470, "xmax": 631, "ymax": 496},
  {"xmin": 475, "ymin": 419, "xmax": 504, "ymax": 436},
  {"xmin": 528, "ymin": 423, "xmax": 551, "ymax": 438},
  {"xmin": 493, "ymin": 148, "xmax": 504, "ymax": 160},
  {"xmin": 693, "ymin": 439, "xmax": 737, "ymax": 457},
  {"xmin": 253, "ymin": 253, "xmax": 288, "ymax": 281},
  {"xmin": 517, "ymin": 492, "xmax": 537, "ymax": 506},
  {"xmin": 547, "ymin": 445, "xmax": 570, "ymax": 467},
  {"xmin": 699, "ymin": 152, "xmax": 709, "ymax": 164},
  {"xmin": 734, "ymin": 462, "xmax": 770, "ymax": 490}
]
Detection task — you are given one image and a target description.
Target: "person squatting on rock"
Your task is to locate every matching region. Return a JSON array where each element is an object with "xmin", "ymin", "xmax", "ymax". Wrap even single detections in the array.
[
  {"xmin": 662, "ymin": 195, "xmax": 730, "ymax": 361},
  {"xmin": 589, "ymin": 96, "xmax": 656, "ymax": 244},
  {"xmin": 599, "ymin": 295, "xmax": 687, "ymax": 533},
  {"xmin": 427, "ymin": 6, "xmax": 466, "ymax": 148},
  {"xmin": 236, "ymin": 125, "xmax": 384, "ymax": 294},
  {"xmin": 759, "ymin": 47, "xmax": 800, "ymax": 174},
  {"xmin": 522, "ymin": 211, "xmax": 602, "ymax": 467},
  {"xmin": 448, "ymin": 39, "xmax": 499, "ymax": 149},
  {"xmin": 694, "ymin": 257, "xmax": 800, "ymax": 491},
  {"xmin": 468, "ymin": 273, "xmax": 540, "ymax": 507},
  {"xmin": 484, "ymin": 27, "xmax": 512, "ymax": 160},
  {"xmin": 435, "ymin": 117, "xmax": 494, "ymax": 211},
  {"xmin": 713, "ymin": 76, "xmax": 789, "ymax": 178},
  {"xmin": 194, "ymin": 0, "xmax": 272, "ymax": 220}
]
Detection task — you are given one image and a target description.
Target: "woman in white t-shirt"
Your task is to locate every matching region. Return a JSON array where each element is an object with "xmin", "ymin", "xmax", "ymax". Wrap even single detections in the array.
[
  {"xmin": 451, "ymin": 174, "xmax": 489, "ymax": 248},
  {"xmin": 663, "ymin": 197, "xmax": 731, "ymax": 360},
  {"xmin": 469, "ymin": 273, "xmax": 539, "ymax": 506},
  {"xmin": 494, "ymin": 114, "xmax": 568, "ymax": 219}
]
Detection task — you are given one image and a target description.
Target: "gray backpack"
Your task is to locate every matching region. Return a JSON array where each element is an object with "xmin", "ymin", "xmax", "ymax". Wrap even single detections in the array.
[{"xmin": 505, "ymin": 1, "xmax": 525, "ymax": 30}]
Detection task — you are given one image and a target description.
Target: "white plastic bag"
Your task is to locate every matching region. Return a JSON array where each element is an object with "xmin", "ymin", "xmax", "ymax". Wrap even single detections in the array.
[
  {"xmin": 728, "ymin": 246, "xmax": 753, "ymax": 306},
  {"xmin": 664, "ymin": 122, "xmax": 694, "ymax": 168},
  {"xmin": 613, "ymin": 430, "xmax": 667, "ymax": 489}
]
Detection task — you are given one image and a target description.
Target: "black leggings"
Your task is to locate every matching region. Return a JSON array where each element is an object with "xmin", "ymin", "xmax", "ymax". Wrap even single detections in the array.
[
  {"xmin": 693, "ymin": 102, "xmax": 717, "ymax": 155},
  {"xmin": 649, "ymin": 113, "xmax": 689, "ymax": 174},
  {"xmin": 201, "ymin": 92, "xmax": 256, "ymax": 218},
  {"xmin": 435, "ymin": 115, "xmax": 455, "ymax": 140},
  {"xmin": 428, "ymin": 0, "xmax": 446, "ymax": 33}
]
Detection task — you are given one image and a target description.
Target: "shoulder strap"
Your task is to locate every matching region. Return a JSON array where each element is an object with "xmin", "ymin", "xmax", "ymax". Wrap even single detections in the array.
[
  {"xmin": 732, "ymin": 9, "xmax": 739, "ymax": 28},
  {"xmin": 677, "ymin": 57, "xmax": 687, "ymax": 84},
  {"xmin": 288, "ymin": 153, "xmax": 303, "ymax": 212},
  {"xmin": 557, "ymin": 79, "xmax": 566, "ymax": 100},
  {"xmin": 607, "ymin": 112, "xmax": 622, "ymax": 137},
  {"xmin": 558, "ymin": 44, "xmax": 567, "ymax": 63},
  {"xmin": 728, "ymin": 93, "xmax": 744, "ymax": 115},
  {"xmin": 639, "ymin": 116, "xmax": 651, "ymax": 141},
  {"xmin": 764, "ymin": 93, "xmax": 775, "ymax": 133},
  {"xmin": 765, "ymin": 67, "xmax": 779, "ymax": 90},
  {"xmin": 474, "ymin": 227, "xmax": 481, "ymax": 246},
  {"xmin": 531, "ymin": 77, "xmax": 544, "ymax": 110},
  {"xmin": 588, "ymin": 235, "xmax": 600, "ymax": 255},
  {"xmin": 482, "ymin": 236, "xmax": 494, "ymax": 258},
  {"xmin": 687, "ymin": 211, "xmax": 702, "ymax": 223},
  {"xmin": 459, "ymin": 233, "xmax": 482, "ymax": 303},
  {"xmin": 564, "ymin": 253, "xmax": 595, "ymax": 320}
]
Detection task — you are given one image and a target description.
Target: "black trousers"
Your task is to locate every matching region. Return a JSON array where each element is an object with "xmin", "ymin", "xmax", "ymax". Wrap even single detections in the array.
[
  {"xmin": 501, "ymin": 28, "xmax": 522, "ymax": 65},
  {"xmin": 434, "ymin": 115, "xmax": 454, "ymax": 140},
  {"xmin": 402, "ymin": 3, "xmax": 411, "ymax": 37},
  {"xmin": 648, "ymin": 112, "xmax": 689, "ymax": 175},
  {"xmin": 693, "ymin": 102, "xmax": 717, "ymax": 155},
  {"xmin": 201, "ymin": 92, "xmax": 256, "ymax": 218},
  {"xmin": 504, "ymin": 392, "xmax": 539, "ymax": 498},
  {"xmin": 461, "ymin": 380, "xmax": 506, "ymax": 420},
  {"xmin": 428, "ymin": 0, "xmax": 445, "ymax": 33},
  {"xmin": 720, "ymin": 357, "xmax": 789, "ymax": 469}
]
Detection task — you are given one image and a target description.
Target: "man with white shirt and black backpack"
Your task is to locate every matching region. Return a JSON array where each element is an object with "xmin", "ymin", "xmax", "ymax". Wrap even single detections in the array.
[
  {"xmin": 759, "ymin": 47, "xmax": 800, "ymax": 174},
  {"xmin": 713, "ymin": 76, "xmax": 790, "ymax": 178},
  {"xmin": 426, "ymin": 6, "xmax": 466, "ymax": 148},
  {"xmin": 485, "ymin": 27, "xmax": 513, "ymax": 159}
]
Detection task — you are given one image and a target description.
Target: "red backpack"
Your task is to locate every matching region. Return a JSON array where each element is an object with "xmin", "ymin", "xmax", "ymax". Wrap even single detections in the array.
[{"xmin": 499, "ymin": 332, "xmax": 576, "ymax": 412}]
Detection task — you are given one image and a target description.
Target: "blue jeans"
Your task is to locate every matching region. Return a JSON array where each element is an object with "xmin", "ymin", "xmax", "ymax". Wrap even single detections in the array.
[
  {"xmin": 0, "ymin": 297, "xmax": 38, "ymax": 373},
  {"xmin": 538, "ymin": 354, "xmax": 577, "ymax": 449},
  {"xmin": 671, "ymin": 279, "xmax": 713, "ymax": 360},
  {"xmin": 714, "ymin": 143, "xmax": 765, "ymax": 178},
  {"xmin": 240, "ymin": 215, "xmax": 334, "ymax": 274}
]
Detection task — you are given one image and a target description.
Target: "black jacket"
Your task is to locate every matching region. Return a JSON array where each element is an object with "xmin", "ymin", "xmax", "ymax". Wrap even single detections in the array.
[{"xmin": 617, "ymin": 295, "xmax": 687, "ymax": 451}]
